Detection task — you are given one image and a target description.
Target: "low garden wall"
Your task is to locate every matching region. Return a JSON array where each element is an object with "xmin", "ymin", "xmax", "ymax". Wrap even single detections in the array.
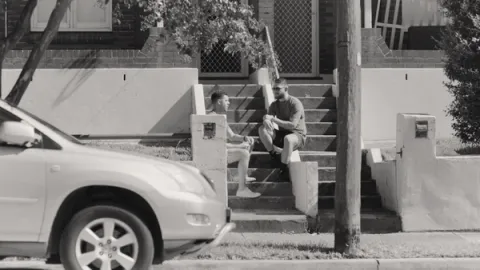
[
  {"xmin": 362, "ymin": 68, "xmax": 454, "ymax": 142},
  {"xmin": 368, "ymin": 113, "xmax": 480, "ymax": 231},
  {"xmin": 1, "ymin": 68, "xmax": 198, "ymax": 135}
]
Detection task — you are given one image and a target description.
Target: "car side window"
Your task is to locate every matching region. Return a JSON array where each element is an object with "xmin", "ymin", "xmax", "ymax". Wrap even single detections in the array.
[
  {"xmin": 0, "ymin": 107, "xmax": 61, "ymax": 150},
  {"xmin": 0, "ymin": 107, "xmax": 23, "ymax": 148},
  {"xmin": 0, "ymin": 107, "xmax": 21, "ymax": 123}
]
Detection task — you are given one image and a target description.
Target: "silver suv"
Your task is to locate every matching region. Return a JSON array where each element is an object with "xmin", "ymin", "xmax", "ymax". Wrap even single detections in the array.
[{"xmin": 0, "ymin": 100, "xmax": 234, "ymax": 270}]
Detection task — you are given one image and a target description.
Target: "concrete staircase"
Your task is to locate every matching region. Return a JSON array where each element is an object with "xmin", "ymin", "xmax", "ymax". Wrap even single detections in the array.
[{"xmin": 204, "ymin": 84, "xmax": 400, "ymax": 233}]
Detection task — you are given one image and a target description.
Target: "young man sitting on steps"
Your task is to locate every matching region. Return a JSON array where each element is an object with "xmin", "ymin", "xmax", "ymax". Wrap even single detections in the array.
[
  {"xmin": 259, "ymin": 78, "xmax": 307, "ymax": 176},
  {"xmin": 209, "ymin": 91, "xmax": 261, "ymax": 198}
]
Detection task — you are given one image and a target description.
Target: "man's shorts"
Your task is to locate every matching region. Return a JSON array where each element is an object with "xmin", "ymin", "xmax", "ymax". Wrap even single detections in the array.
[{"xmin": 272, "ymin": 129, "xmax": 306, "ymax": 151}]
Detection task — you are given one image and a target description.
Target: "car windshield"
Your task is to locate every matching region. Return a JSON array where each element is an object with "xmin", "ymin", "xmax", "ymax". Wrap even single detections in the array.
[{"xmin": 15, "ymin": 106, "xmax": 85, "ymax": 145}]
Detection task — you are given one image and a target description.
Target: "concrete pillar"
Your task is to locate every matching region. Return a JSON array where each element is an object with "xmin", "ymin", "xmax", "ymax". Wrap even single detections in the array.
[
  {"xmin": 364, "ymin": 0, "xmax": 373, "ymax": 28},
  {"xmin": 192, "ymin": 85, "xmax": 206, "ymax": 115},
  {"xmin": 191, "ymin": 114, "xmax": 228, "ymax": 205},
  {"xmin": 290, "ymin": 161, "xmax": 319, "ymax": 217},
  {"xmin": 395, "ymin": 113, "xmax": 436, "ymax": 231},
  {"xmin": 250, "ymin": 68, "xmax": 272, "ymax": 85}
]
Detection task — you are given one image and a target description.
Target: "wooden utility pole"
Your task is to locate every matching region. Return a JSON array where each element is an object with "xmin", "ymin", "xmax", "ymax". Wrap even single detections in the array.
[{"xmin": 334, "ymin": 0, "xmax": 362, "ymax": 254}]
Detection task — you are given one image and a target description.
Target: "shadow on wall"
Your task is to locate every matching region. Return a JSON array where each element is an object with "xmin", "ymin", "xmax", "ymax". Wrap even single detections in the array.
[
  {"xmin": 52, "ymin": 50, "xmax": 99, "ymax": 108},
  {"xmin": 2, "ymin": 68, "xmax": 197, "ymax": 135},
  {"xmin": 147, "ymin": 90, "xmax": 191, "ymax": 134}
]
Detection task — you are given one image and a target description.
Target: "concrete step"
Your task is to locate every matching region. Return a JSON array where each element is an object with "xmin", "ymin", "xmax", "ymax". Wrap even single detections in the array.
[
  {"xmin": 227, "ymin": 181, "xmax": 379, "ymax": 197},
  {"xmin": 296, "ymin": 97, "xmax": 336, "ymax": 110},
  {"xmin": 318, "ymin": 167, "xmax": 336, "ymax": 181},
  {"xmin": 288, "ymin": 84, "xmax": 334, "ymax": 97},
  {"xmin": 228, "ymin": 196, "xmax": 296, "ymax": 210},
  {"xmin": 228, "ymin": 151, "xmax": 337, "ymax": 168},
  {"xmin": 228, "ymin": 168, "xmax": 289, "ymax": 183},
  {"xmin": 203, "ymin": 84, "xmax": 262, "ymax": 97},
  {"xmin": 227, "ymin": 110, "xmax": 266, "ymax": 123},
  {"xmin": 318, "ymin": 195, "xmax": 383, "ymax": 209},
  {"xmin": 231, "ymin": 210, "xmax": 308, "ymax": 233},
  {"xmin": 249, "ymin": 135, "xmax": 336, "ymax": 152},
  {"xmin": 228, "ymin": 182, "xmax": 293, "ymax": 196},
  {"xmin": 202, "ymin": 84, "xmax": 334, "ymax": 98},
  {"xmin": 231, "ymin": 209, "xmax": 401, "ymax": 234},
  {"xmin": 308, "ymin": 210, "xmax": 401, "ymax": 233},
  {"xmin": 317, "ymin": 180, "xmax": 379, "ymax": 196},
  {"xmin": 303, "ymin": 109, "xmax": 338, "ymax": 122},
  {"xmin": 229, "ymin": 122, "xmax": 337, "ymax": 136},
  {"xmin": 205, "ymin": 97, "xmax": 265, "ymax": 110},
  {"xmin": 222, "ymin": 97, "xmax": 336, "ymax": 110},
  {"xmin": 227, "ymin": 109, "xmax": 337, "ymax": 123},
  {"xmin": 228, "ymin": 167, "xmax": 372, "ymax": 183}
]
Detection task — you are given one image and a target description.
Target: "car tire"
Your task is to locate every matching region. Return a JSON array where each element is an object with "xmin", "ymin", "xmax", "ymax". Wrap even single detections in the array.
[{"xmin": 59, "ymin": 205, "xmax": 154, "ymax": 270}]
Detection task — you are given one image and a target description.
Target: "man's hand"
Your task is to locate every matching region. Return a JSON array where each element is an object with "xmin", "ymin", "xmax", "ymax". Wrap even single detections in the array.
[
  {"xmin": 245, "ymin": 136, "xmax": 255, "ymax": 145},
  {"xmin": 263, "ymin": 119, "xmax": 275, "ymax": 133},
  {"xmin": 227, "ymin": 142, "xmax": 251, "ymax": 151},
  {"xmin": 263, "ymin": 115, "xmax": 274, "ymax": 121}
]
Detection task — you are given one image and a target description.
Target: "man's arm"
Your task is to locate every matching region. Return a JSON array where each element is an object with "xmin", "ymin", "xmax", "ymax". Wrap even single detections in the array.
[
  {"xmin": 271, "ymin": 100, "xmax": 304, "ymax": 131},
  {"xmin": 227, "ymin": 125, "xmax": 247, "ymax": 143},
  {"xmin": 263, "ymin": 102, "xmax": 277, "ymax": 129}
]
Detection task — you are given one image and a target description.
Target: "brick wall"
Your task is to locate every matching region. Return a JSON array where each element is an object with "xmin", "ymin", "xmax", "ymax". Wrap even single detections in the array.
[
  {"xmin": 2, "ymin": 1, "xmax": 189, "ymax": 69},
  {"xmin": 3, "ymin": 28, "xmax": 192, "ymax": 69},
  {"xmin": 3, "ymin": 0, "xmax": 145, "ymax": 49},
  {"xmin": 362, "ymin": 28, "xmax": 444, "ymax": 68}
]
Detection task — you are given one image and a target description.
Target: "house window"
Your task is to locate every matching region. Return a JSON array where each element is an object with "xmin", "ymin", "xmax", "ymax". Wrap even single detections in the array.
[{"xmin": 31, "ymin": 0, "xmax": 112, "ymax": 32}]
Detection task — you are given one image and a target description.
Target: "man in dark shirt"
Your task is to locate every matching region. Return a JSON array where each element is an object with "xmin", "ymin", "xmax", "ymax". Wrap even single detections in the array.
[{"xmin": 259, "ymin": 78, "xmax": 307, "ymax": 175}]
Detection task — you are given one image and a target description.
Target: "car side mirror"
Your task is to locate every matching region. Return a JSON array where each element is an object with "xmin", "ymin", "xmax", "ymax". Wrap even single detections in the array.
[{"xmin": 0, "ymin": 121, "xmax": 37, "ymax": 146}]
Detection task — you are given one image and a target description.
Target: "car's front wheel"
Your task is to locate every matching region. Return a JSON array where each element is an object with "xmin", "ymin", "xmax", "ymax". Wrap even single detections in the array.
[{"xmin": 59, "ymin": 205, "xmax": 154, "ymax": 270}]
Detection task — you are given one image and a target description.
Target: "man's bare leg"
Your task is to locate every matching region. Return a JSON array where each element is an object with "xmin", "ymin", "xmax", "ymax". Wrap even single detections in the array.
[
  {"xmin": 259, "ymin": 120, "xmax": 275, "ymax": 152},
  {"xmin": 227, "ymin": 148, "xmax": 261, "ymax": 198},
  {"xmin": 281, "ymin": 134, "xmax": 300, "ymax": 165},
  {"xmin": 229, "ymin": 142, "xmax": 256, "ymax": 182}
]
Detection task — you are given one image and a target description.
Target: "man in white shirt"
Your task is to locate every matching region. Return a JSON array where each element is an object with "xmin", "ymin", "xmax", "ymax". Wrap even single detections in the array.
[{"xmin": 208, "ymin": 91, "xmax": 261, "ymax": 198}]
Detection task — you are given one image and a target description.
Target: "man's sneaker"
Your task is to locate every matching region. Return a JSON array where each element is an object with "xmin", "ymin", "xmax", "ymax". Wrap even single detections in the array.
[
  {"xmin": 236, "ymin": 188, "xmax": 261, "ymax": 198},
  {"xmin": 269, "ymin": 151, "xmax": 281, "ymax": 166},
  {"xmin": 279, "ymin": 163, "xmax": 290, "ymax": 178},
  {"xmin": 234, "ymin": 176, "xmax": 256, "ymax": 182}
]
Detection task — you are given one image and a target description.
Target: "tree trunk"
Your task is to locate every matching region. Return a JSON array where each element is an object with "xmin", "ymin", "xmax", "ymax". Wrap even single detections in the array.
[
  {"xmin": 5, "ymin": 0, "xmax": 72, "ymax": 105},
  {"xmin": 0, "ymin": 47, "xmax": 4, "ymax": 99},
  {"xmin": 0, "ymin": 55, "xmax": 3, "ymax": 98},
  {"xmin": 0, "ymin": 0, "xmax": 38, "ymax": 100}
]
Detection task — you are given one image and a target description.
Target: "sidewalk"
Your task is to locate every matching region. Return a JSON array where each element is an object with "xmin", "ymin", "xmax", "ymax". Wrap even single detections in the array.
[
  {"xmin": 2, "ymin": 258, "xmax": 480, "ymax": 270},
  {"xmin": 2, "ymin": 232, "xmax": 480, "ymax": 269}
]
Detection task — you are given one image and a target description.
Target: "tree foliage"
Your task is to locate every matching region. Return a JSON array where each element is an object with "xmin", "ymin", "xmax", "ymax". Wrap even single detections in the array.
[
  {"xmin": 438, "ymin": 0, "xmax": 480, "ymax": 144},
  {"xmin": 106, "ymin": 0, "xmax": 279, "ymax": 70}
]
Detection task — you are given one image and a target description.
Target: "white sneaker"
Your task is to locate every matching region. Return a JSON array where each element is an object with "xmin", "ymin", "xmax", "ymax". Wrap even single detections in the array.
[
  {"xmin": 236, "ymin": 188, "xmax": 261, "ymax": 198},
  {"xmin": 234, "ymin": 176, "xmax": 256, "ymax": 182}
]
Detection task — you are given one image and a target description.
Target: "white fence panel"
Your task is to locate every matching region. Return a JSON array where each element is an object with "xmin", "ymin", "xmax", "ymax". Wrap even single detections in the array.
[{"xmin": 375, "ymin": 0, "xmax": 448, "ymax": 50}]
